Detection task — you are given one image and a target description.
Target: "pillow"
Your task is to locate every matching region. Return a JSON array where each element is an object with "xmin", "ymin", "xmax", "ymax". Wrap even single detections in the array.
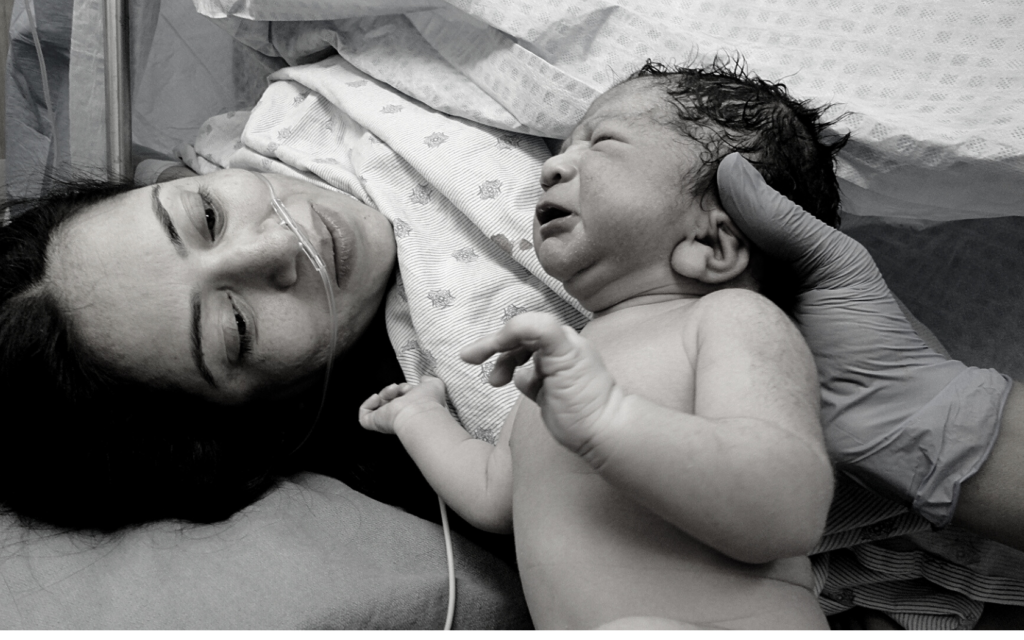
[{"xmin": 0, "ymin": 473, "xmax": 531, "ymax": 629}]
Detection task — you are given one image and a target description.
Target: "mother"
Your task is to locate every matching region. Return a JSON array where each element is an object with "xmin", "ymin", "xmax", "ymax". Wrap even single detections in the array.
[{"xmin": 0, "ymin": 170, "xmax": 428, "ymax": 530}]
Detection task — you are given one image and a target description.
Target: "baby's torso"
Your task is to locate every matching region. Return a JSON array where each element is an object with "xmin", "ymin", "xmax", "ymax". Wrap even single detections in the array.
[{"xmin": 509, "ymin": 300, "xmax": 822, "ymax": 629}]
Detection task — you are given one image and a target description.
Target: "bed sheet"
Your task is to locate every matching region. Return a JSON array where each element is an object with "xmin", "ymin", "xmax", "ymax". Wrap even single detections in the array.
[
  {"xmin": 846, "ymin": 213, "xmax": 1024, "ymax": 383},
  {"xmin": 194, "ymin": 0, "xmax": 1024, "ymax": 224}
]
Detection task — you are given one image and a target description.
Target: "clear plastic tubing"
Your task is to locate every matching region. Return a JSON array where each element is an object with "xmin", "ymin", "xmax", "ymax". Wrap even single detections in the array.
[
  {"xmin": 256, "ymin": 173, "xmax": 337, "ymax": 432},
  {"xmin": 259, "ymin": 173, "xmax": 457, "ymax": 629}
]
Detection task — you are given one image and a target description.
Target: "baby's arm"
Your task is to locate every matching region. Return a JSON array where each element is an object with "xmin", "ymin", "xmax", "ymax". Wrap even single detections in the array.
[
  {"xmin": 590, "ymin": 290, "xmax": 831, "ymax": 563},
  {"xmin": 462, "ymin": 293, "xmax": 832, "ymax": 564},
  {"xmin": 359, "ymin": 377, "xmax": 513, "ymax": 533}
]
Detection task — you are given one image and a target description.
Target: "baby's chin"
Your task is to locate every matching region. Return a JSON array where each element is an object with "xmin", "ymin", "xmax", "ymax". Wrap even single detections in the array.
[
  {"xmin": 537, "ymin": 252, "xmax": 610, "ymax": 311},
  {"xmin": 534, "ymin": 237, "xmax": 588, "ymax": 284}
]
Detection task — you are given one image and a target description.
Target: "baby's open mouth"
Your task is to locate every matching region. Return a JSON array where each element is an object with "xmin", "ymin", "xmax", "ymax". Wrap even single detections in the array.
[{"xmin": 535, "ymin": 203, "xmax": 572, "ymax": 226}]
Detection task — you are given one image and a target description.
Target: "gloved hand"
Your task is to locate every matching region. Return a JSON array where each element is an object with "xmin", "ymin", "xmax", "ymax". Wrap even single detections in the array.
[{"xmin": 716, "ymin": 153, "xmax": 1012, "ymax": 526}]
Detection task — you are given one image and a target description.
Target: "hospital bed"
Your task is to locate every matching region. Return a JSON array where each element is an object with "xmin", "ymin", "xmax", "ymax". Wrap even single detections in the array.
[{"xmin": 4, "ymin": 0, "xmax": 1024, "ymax": 630}]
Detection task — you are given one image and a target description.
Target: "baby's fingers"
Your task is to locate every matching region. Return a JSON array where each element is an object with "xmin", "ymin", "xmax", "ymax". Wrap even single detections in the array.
[
  {"xmin": 358, "ymin": 394, "xmax": 395, "ymax": 434},
  {"xmin": 358, "ymin": 382, "xmax": 414, "ymax": 434},
  {"xmin": 485, "ymin": 347, "xmax": 533, "ymax": 387},
  {"xmin": 359, "ymin": 393, "xmax": 383, "ymax": 415},
  {"xmin": 462, "ymin": 312, "xmax": 575, "ymax": 363},
  {"xmin": 513, "ymin": 361, "xmax": 543, "ymax": 401},
  {"xmin": 378, "ymin": 382, "xmax": 414, "ymax": 402}
]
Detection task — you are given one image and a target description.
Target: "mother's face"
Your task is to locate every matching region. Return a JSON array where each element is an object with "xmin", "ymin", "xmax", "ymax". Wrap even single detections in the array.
[{"xmin": 46, "ymin": 170, "xmax": 396, "ymax": 403}]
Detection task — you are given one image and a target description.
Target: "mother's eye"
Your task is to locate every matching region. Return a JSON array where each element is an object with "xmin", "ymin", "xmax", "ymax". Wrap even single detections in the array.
[
  {"xmin": 199, "ymin": 187, "xmax": 219, "ymax": 241},
  {"xmin": 226, "ymin": 293, "xmax": 253, "ymax": 364}
]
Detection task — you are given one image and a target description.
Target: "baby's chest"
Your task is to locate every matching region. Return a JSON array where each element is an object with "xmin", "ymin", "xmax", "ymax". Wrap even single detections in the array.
[
  {"xmin": 509, "ymin": 307, "xmax": 700, "ymax": 487},
  {"xmin": 581, "ymin": 316, "xmax": 697, "ymax": 413}
]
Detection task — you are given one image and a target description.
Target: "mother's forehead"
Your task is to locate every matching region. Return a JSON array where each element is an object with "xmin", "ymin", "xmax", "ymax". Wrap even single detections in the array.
[
  {"xmin": 48, "ymin": 185, "xmax": 157, "ymax": 274},
  {"xmin": 44, "ymin": 189, "xmax": 195, "ymax": 386},
  {"xmin": 46, "ymin": 184, "xmax": 186, "ymax": 329}
]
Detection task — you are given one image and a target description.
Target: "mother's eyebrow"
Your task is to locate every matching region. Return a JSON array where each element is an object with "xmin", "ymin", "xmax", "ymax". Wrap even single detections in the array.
[
  {"xmin": 152, "ymin": 186, "xmax": 187, "ymax": 258},
  {"xmin": 153, "ymin": 186, "xmax": 213, "ymax": 387}
]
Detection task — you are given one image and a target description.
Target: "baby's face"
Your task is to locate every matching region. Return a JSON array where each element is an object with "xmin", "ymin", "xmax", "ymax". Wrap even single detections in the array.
[{"xmin": 534, "ymin": 80, "xmax": 704, "ymax": 311}]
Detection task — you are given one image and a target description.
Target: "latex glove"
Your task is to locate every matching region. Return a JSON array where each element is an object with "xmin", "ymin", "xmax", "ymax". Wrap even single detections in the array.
[{"xmin": 716, "ymin": 153, "xmax": 1012, "ymax": 526}]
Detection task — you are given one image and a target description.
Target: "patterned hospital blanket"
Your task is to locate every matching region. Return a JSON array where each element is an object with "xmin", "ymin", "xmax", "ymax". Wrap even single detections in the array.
[
  {"xmin": 179, "ymin": 1, "xmax": 1024, "ymax": 628},
  {"xmin": 194, "ymin": 0, "xmax": 1024, "ymax": 223}
]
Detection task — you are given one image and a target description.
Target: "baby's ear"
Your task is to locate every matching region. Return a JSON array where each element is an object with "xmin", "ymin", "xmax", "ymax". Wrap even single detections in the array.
[{"xmin": 670, "ymin": 207, "xmax": 750, "ymax": 284}]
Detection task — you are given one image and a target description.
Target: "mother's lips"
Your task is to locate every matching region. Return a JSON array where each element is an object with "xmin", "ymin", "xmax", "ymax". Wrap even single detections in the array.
[{"xmin": 310, "ymin": 203, "xmax": 352, "ymax": 287}]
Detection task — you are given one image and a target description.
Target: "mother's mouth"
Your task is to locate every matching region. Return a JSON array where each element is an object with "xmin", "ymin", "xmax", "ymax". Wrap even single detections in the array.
[{"xmin": 311, "ymin": 203, "xmax": 352, "ymax": 287}]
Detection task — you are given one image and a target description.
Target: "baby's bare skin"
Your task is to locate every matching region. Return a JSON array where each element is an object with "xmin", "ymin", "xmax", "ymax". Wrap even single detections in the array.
[
  {"xmin": 361, "ymin": 291, "xmax": 831, "ymax": 629},
  {"xmin": 360, "ymin": 77, "xmax": 834, "ymax": 630},
  {"xmin": 508, "ymin": 296, "xmax": 826, "ymax": 629}
]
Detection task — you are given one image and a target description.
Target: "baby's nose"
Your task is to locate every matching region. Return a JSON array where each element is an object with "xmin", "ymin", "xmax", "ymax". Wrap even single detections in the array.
[{"xmin": 540, "ymin": 151, "xmax": 578, "ymax": 189}]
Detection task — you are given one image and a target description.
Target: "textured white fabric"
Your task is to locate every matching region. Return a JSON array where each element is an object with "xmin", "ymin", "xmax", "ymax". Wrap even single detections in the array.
[
  {"xmin": 811, "ymin": 477, "xmax": 1024, "ymax": 629},
  {"xmin": 195, "ymin": 0, "xmax": 1024, "ymax": 221},
  {"xmin": 67, "ymin": 0, "xmax": 109, "ymax": 174}
]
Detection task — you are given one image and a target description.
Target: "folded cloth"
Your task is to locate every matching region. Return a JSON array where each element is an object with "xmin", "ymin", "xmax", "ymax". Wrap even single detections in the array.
[
  {"xmin": 811, "ymin": 477, "xmax": 1024, "ymax": 630},
  {"xmin": 195, "ymin": 0, "xmax": 1024, "ymax": 222}
]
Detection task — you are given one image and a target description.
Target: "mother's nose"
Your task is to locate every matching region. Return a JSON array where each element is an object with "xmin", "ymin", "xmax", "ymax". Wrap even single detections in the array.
[{"xmin": 211, "ymin": 217, "xmax": 301, "ymax": 288}]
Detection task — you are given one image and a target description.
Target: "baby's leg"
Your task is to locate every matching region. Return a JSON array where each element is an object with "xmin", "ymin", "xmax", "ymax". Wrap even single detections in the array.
[{"xmin": 597, "ymin": 617, "xmax": 706, "ymax": 630}]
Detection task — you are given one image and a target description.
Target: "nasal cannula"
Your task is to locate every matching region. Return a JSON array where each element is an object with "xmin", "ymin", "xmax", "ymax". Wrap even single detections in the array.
[
  {"xmin": 256, "ymin": 173, "xmax": 456, "ymax": 630},
  {"xmin": 256, "ymin": 172, "xmax": 337, "ymax": 437}
]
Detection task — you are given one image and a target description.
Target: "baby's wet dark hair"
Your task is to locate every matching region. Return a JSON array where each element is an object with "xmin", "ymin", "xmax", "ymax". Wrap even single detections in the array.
[
  {"xmin": 627, "ymin": 56, "xmax": 849, "ymax": 311},
  {"xmin": 629, "ymin": 56, "xmax": 848, "ymax": 226}
]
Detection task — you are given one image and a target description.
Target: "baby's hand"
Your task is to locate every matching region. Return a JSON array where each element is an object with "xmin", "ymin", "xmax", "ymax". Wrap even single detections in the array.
[
  {"xmin": 359, "ymin": 376, "xmax": 449, "ymax": 436},
  {"xmin": 461, "ymin": 312, "xmax": 620, "ymax": 458}
]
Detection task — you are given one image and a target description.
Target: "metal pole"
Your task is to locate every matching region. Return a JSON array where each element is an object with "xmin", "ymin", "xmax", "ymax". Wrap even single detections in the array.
[{"xmin": 104, "ymin": 0, "xmax": 131, "ymax": 181}]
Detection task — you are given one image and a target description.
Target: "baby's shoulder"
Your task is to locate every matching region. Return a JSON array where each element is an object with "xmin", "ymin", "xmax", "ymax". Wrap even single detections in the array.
[
  {"xmin": 693, "ymin": 287, "xmax": 782, "ymax": 318},
  {"xmin": 691, "ymin": 288, "xmax": 800, "ymax": 342}
]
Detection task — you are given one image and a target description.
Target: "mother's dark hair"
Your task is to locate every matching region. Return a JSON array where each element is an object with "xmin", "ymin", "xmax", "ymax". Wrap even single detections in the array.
[{"xmin": 0, "ymin": 178, "xmax": 420, "ymax": 532}]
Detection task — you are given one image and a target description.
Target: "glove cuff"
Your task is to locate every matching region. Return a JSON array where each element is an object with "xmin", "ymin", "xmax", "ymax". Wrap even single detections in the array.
[
  {"xmin": 909, "ymin": 367, "xmax": 1013, "ymax": 527},
  {"xmin": 842, "ymin": 366, "xmax": 1012, "ymax": 527}
]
